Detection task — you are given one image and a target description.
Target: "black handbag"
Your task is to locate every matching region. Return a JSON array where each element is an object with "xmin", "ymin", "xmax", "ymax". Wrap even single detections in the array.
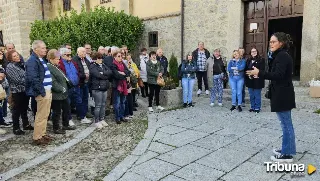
[{"xmin": 265, "ymin": 81, "xmax": 271, "ymax": 99}]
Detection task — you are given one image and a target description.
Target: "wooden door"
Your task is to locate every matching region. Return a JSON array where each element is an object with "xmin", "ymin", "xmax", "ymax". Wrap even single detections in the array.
[
  {"xmin": 244, "ymin": 1, "xmax": 267, "ymax": 57},
  {"xmin": 268, "ymin": 0, "xmax": 304, "ymax": 19}
]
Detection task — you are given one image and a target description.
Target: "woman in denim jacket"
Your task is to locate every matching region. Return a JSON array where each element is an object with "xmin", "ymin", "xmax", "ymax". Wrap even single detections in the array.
[
  {"xmin": 227, "ymin": 50, "xmax": 246, "ymax": 112},
  {"xmin": 181, "ymin": 52, "xmax": 197, "ymax": 108}
]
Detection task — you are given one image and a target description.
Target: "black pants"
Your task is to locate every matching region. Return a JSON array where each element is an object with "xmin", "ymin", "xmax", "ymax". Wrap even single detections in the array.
[
  {"xmin": 242, "ymin": 84, "xmax": 246, "ymax": 103},
  {"xmin": 196, "ymin": 71, "xmax": 209, "ymax": 91},
  {"xmin": 148, "ymin": 84, "xmax": 160, "ymax": 107},
  {"xmin": 132, "ymin": 89, "xmax": 137, "ymax": 105},
  {"xmin": 51, "ymin": 99, "xmax": 70, "ymax": 130},
  {"xmin": 125, "ymin": 93, "xmax": 133, "ymax": 116},
  {"xmin": 12, "ymin": 92, "xmax": 29, "ymax": 131},
  {"xmin": 140, "ymin": 82, "xmax": 149, "ymax": 97}
]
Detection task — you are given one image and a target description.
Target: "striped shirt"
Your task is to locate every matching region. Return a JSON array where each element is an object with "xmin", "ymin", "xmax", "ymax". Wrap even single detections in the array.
[{"xmin": 40, "ymin": 58, "xmax": 52, "ymax": 90}]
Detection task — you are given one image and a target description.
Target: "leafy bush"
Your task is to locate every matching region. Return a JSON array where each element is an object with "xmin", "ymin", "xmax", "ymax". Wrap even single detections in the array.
[
  {"xmin": 162, "ymin": 77, "xmax": 177, "ymax": 90},
  {"xmin": 30, "ymin": 6, "xmax": 144, "ymax": 54},
  {"xmin": 168, "ymin": 53, "xmax": 179, "ymax": 87}
]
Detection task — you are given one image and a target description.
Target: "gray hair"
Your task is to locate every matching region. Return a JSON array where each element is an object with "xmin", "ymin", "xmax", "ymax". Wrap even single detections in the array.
[
  {"xmin": 77, "ymin": 47, "xmax": 85, "ymax": 53},
  {"xmin": 59, "ymin": 48, "xmax": 71, "ymax": 55},
  {"xmin": 105, "ymin": 46, "xmax": 110, "ymax": 50},
  {"xmin": 5, "ymin": 42, "xmax": 15, "ymax": 48},
  {"xmin": 110, "ymin": 46, "xmax": 119, "ymax": 54},
  {"xmin": 32, "ymin": 40, "xmax": 45, "ymax": 50},
  {"xmin": 98, "ymin": 46, "xmax": 105, "ymax": 50}
]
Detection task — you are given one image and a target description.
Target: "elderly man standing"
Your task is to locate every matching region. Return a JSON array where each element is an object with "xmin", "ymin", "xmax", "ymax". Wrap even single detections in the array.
[
  {"xmin": 26, "ymin": 40, "xmax": 53, "ymax": 145},
  {"xmin": 192, "ymin": 42, "xmax": 210, "ymax": 96},
  {"xmin": 156, "ymin": 48, "xmax": 168, "ymax": 77},
  {"xmin": 84, "ymin": 43, "xmax": 93, "ymax": 63},
  {"xmin": 72, "ymin": 47, "xmax": 92, "ymax": 124}
]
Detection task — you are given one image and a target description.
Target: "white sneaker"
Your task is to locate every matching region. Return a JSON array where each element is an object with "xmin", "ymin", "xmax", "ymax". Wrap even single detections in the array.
[
  {"xmin": 218, "ymin": 103, "xmax": 223, "ymax": 107},
  {"xmin": 69, "ymin": 120, "xmax": 75, "ymax": 126},
  {"xmin": 81, "ymin": 118, "xmax": 92, "ymax": 124},
  {"xmin": 205, "ymin": 90, "xmax": 210, "ymax": 95},
  {"xmin": 210, "ymin": 103, "xmax": 215, "ymax": 107},
  {"xmin": 0, "ymin": 128, "xmax": 6, "ymax": 135},
  {"xmin": 148, "ymin": 107, "xmax": 154, "ymax": 112},
  {"xmin": 100, "ymin": 120, "xmax": 108, "ymax": 127},
  {"xmin": 157, "ymin": 106, "xmax": 165, "ymax": 111},
  {"xmin": 95, "ymin": 122, "xmax": 103, "ymax": 129},
  {"xmin": 272, "ymin": 148, "xmax": 281, "ymax": 156},
  {"xmin": 129, "ymin": 115, "xmax": 134, "ymax": 119},
  {"xmin": 197, "ymin": 89, "xmax": 202, "ymax": 95},
  {"xmin": 125, "ymin": 116, "xmax": 132, "ymax": 120}
]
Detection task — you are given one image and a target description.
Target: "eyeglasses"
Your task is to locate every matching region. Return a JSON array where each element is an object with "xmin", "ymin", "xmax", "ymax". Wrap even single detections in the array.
[
  {"xmin": 64, "ymin": 54, "xmax": 72, "ymax": 57},
  {"xmin": 269, "ymin": 40, "xmax": 279, "ymax": 44},
  {"xmin": 117, "ymin": 55, "xmax": 122, "ymax": 58}
]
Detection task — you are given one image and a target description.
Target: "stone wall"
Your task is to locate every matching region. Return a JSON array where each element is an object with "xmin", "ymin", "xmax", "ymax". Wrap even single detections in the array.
[
  {"xmin": 300, "ymin": 0, "xmax": 320, "ymax": 84},
  {"xmin": 138, "ymin": 13, "xmax": 181, "ymax": 62},
  {"xmin": 0, "ymin": 0, "xmax": 50, "ymax": 58},
  {"xmin": 184, "ymin": 0, "xmax": 244, "ymax": 59}
]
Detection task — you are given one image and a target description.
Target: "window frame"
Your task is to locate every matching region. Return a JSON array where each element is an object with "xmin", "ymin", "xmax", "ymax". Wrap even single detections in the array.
[
  {"xmin": 63, "ymin": 0, "xmax": 71, "ymax": 12},
  {"xmin": 148, "ymin": 31, "xmax": 158, "ymax": 48}
]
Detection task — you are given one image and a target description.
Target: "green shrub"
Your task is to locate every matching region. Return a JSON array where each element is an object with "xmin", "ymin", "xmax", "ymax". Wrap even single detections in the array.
[
  {"xmin": 168, "ymin": 53, "xmax": 179, "ymax": 87},
  {"xmin": 30, "ymin": 6, "xmax": 144, "ymax": 54}
]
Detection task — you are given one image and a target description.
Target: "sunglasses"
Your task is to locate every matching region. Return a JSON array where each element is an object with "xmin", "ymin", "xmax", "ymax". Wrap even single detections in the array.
[
  {"xmin": 64, "ymin": 54, "xmax": 72, "ymax": 57},
  {"xmin": 117, "ymin": 55, "xmax": 122, "ymax": 58}
]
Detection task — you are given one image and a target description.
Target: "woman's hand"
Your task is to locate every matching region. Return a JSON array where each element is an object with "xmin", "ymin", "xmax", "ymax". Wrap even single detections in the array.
[{"xmin": 246, "ymin": 66, "xmax": 259, "ymax": 76}]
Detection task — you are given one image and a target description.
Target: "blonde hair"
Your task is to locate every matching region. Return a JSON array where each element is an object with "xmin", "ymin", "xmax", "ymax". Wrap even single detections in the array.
[
  {"xmin": 47, "ymin": 49, "xmax": 60, "ymax": 60},
  {"xmin": 232, "ymin": 50, "xmax": 239, "ymax": 59}
]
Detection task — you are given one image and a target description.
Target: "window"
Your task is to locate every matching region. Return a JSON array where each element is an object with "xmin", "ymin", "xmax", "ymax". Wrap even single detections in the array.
[
  {"xmin": 0, "ymin": 31, "xmax": 3, "ymax": 46},
  {"xmin": 63, "ymin": 0, "xmax": 71, "ymax": 11},
  {"xmin": 100, "ymin": 0, "xmax": 112, "ymax": 4},
  {"xmin": 148, "ymin": 31, "xmax": 158, "ymax": 47}
]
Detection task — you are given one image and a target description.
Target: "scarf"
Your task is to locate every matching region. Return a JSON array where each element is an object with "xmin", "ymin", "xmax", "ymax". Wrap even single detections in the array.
[{"xmin": 113, "ymin": 60, "xmax": 128, "ymax": 96}]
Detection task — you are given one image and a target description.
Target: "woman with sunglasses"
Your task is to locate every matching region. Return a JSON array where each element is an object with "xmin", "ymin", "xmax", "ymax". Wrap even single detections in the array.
[
  {"xmin": 111, "ymin": 50, "xmax": 130, "ymax": 124},
  {"xmin": 89, "ymin": 51, "xmax": 112, "ymax": 129}
]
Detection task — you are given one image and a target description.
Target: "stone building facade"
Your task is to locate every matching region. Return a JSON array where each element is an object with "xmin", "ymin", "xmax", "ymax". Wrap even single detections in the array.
[{"xmin": 1, "ymin": 0, "xmax": 320, "ymax": 84}]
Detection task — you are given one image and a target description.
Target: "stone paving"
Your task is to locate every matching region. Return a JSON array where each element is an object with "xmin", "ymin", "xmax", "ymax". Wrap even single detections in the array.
[{"xmin": 105, "ymin": 95, "xmax": 320, "ymax": 181}]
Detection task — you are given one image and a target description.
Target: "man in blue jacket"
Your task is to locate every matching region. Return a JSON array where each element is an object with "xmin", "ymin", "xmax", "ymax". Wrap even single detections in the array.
[{"xmin": 25, "ymin": 40, "xmax": 53, "ymax": 145}]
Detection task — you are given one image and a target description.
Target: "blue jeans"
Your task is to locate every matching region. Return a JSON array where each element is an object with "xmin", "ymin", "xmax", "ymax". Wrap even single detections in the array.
[
  {"xmin": 113, "ymin": 89, "xmax": 126, "ymax": 121},
  {"xmin": 276, "ymin": 111, "xmax": 296, "ymax": 155},
  {"xmin": 182, "ymin": 77, "xmax": 195, "ymax": 103},
  {"xmin": 248, "ymin": 88, "xmax": 262, "ymax": 110},
  {"xmin": 68, "ymin": 86, "xmax": 83, "ymax": 119},
  {"xmin": 229, "ymin": 76, "xmax": 244, "ymax": 106},
  {"xmin": 210, "ymin": 74, "xmax": 223, "ymax": 104}
]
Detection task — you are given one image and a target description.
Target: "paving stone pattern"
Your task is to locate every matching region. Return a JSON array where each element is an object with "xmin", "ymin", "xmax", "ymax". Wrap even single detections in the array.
[{"xmin": 105, "ymin": 95, "xmax": 320, "ymax": 181}]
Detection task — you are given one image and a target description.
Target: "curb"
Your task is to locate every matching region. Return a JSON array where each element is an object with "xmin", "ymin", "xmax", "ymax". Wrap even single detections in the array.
[
  {"xmin": 0, "ymin": 126, "xmax": 96, "ymax": 181},
  {"xmin": 103, "ymin": 112, "xmax": 157, "ymax": 181}
]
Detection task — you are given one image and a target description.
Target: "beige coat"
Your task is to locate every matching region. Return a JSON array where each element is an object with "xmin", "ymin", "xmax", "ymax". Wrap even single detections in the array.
[{"xmin": 206, "ymin": 56, "xmax": 215, "ymax": 88}]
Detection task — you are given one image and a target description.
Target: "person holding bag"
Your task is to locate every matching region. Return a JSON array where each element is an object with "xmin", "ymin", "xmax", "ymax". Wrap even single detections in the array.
[{"xmin": 146, "ymin": 51, "xmax": 164, "ymax": 112}]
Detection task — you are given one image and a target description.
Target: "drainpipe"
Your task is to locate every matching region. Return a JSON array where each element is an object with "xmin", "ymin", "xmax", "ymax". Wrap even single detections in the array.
[
  {"xmin": 181, "ymin": 0, "xmax": 185, "ymax": 61},
  {"xmin": 41, "ymin": 0, "xmax": 45, "ymax": 20}
]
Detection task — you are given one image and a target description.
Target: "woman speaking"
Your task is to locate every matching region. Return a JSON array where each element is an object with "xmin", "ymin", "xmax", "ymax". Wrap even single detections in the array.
[{"xmin": 246, "ymin": 32, "xmax": 296, "ymax": 163}]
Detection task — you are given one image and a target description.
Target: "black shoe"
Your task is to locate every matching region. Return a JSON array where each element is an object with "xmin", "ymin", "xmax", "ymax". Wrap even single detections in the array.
[
  {"xmin": 13, "ymin": 129, "xmax": 25, "ymax": 135},
  {"xmin": 254, "ymin": 110, "xmax": 260, "ymax": 113},
  {"xmin": 23, "ymin": 125, "xmax": 34, "ymax": 130},
  {"xmin": 230, "ymin": 106, "xmax": 236, "ymax": 111},
  {"xmin": 183, "ymin": 103, "xmax": 187, "ymax": 108},
  {"xmin": 133, "ymin": 107, "xmax": 138, "ymax": 111},
  {"xmin": 86, "ymin": 113, "xmax": 94, "ymax": 118},
  {"xmin": 271, "ymin": 154, "xmax": 293, "ymax": 163},
  {"xmin": 237, "ymin": 106, "xmax": 242, "ymax": 112},
  {"xmin": 121, "ymin": 118, "xmax": 128, "ymax": 122},
  {"xmin": 116, "ymin": 120, "xmax": 121, "ymax": 124},
  {"xmin": 188, "ymin": 103, "xmax": 194, "ymax": 107},
  {"xmin": 134, "ymin": 102, "xmax": 139, "ymax": 107},
  {"xmin": 62, "ymin": 126, "xmax": 76, "ymax": 130},
  {"xmin": 0, "ymin": 122, "xmax": 12, "ymax": 128},
  {"xmin": 105, "ymin": 109, "xmax": 111, "ymax": 115},
  {"xmin": 77, "ymin": 116, "xmax": 81, "ymax": 120},
  {"xmin": 249, "ymin": 109, "xmax": 254, "ymax": 112},
  {"xmin": 53, "ymin": 129, "xmax": 66, "ymax": 134}
]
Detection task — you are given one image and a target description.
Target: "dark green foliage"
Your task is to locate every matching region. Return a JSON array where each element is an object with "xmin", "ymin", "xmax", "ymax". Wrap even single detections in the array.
[
  {"xmin": 30, "ymin": 6, "xmax": 144, "ymax": 54},
  {"xmin": 168, "ymin": 53, "xmax": 179, "ymax": 87}
]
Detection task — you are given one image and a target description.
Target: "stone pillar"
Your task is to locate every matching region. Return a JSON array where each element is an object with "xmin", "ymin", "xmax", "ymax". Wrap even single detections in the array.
[{"xmin": 300, "ymin": 0, "xmax": 320, "ymax": 84}]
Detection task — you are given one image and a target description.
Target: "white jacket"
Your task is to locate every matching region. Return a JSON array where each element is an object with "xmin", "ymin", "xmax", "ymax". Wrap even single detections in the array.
[{"xmin": 139, "ymin": 55, "xmax": 149, "ymax": 82}]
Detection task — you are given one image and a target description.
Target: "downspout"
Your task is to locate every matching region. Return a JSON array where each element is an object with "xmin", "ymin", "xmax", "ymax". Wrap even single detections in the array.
[
  {"xmin": 41, "ymin": 0, "xmax": 45, "ymax": 20},
  {"xmin": 181, "ymin": 0, "xmax": 185, "ymax": 61}
]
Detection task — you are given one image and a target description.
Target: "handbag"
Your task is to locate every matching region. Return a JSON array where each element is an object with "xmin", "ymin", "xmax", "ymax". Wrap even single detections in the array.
[
  {"xmin": 265, "ymin": 81, "xmax": 271, "ymax": 99},
  {"xmin": 157, "ymin": 76, "xmax": 165, "ymax": 87},
  {"xmin": 0, "ymin": 84, "xmax": 6, "ymax": 100}
]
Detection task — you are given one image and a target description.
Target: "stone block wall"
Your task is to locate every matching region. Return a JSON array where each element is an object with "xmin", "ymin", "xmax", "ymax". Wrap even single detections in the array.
[
  {"xmin": 0, "ymin": 0, "xmax": 50, "ymax": 58},
  {"xmin": 183, "ymin": 0, "xmax": 244, "ymax": 60},
  {"xmin": 139, "ymin": 13, "xmax": 182, "ymax": 62}
]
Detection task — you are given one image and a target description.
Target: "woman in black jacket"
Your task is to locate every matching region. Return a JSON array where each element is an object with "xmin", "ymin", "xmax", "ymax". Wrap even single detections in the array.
[
  {"xmin": 247, "ymin": 32, "xmax": 296, "ymax": 163},
  {"xmin": 89, "ymin": 52, "xmax": 112, "ymax": 129},
  {"xmin": 245, "ymin": 48, "xmax": 265, "ymax": 113}
]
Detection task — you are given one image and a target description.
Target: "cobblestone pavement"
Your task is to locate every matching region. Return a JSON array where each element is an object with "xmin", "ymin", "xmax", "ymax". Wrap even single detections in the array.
[{"xmin": 105, "ymin": 95, "xmax": 320, "ymax": 181}]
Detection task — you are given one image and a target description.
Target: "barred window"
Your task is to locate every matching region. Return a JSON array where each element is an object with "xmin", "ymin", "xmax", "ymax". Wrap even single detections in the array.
[
  {"xmin": 148, "ymin": 31, "xmax": 158, "ymax": 47},
  {"xmin": 0, "ymin": 31, "xmax": 3, "ymax": 46},
  {"xmin": 63, "ymin": 0, "xmax": 71, "ymax": 11},
  {"xmin": 100, "ymin": 0, "xmax": 112, "ymax": 4}
]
